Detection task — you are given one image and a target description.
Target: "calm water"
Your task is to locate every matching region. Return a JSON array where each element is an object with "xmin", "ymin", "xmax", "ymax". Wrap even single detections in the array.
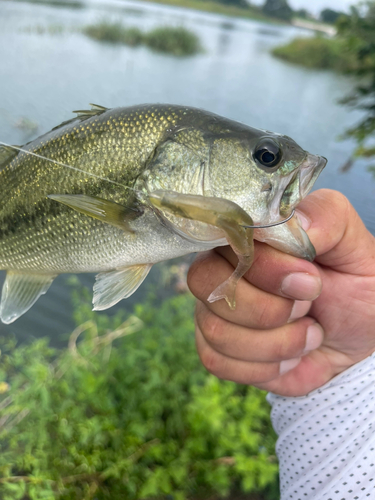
[{"xmin": 1, "ymin": 0, "xmax": 374, "ymax": 342}]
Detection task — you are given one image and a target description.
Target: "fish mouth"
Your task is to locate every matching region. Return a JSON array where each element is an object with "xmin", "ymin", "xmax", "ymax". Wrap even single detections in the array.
[
  {"xmin": 280, "ymin": 153, "xmax": 327, "ymax": 215},
  {"xmin": 254, "ymin": 153, "xmax": 326, "ymax": 262}
]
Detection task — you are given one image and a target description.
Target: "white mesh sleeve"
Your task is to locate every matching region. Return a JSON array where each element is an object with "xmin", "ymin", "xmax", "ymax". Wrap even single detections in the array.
[{"xmin": 267, "ymin": 352, "xmax": 375, "ymax": 500}]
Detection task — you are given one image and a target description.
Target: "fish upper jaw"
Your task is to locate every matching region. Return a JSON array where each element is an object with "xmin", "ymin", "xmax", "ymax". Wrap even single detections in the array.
[
  {"xmin": 279, "ymin": 153, "xmax": 327, "ymax": 217},
  {"xmin": 299, "ymin": 154, "xmax": 327, "ymax": 200}
]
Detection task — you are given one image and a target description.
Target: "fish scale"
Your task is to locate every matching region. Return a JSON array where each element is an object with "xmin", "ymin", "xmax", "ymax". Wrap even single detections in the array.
[{"xmin": 0, "ymin": 103, "xmax": 326, "ymax": 323}]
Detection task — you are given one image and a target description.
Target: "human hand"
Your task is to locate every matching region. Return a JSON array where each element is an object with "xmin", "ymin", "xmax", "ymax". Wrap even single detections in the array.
[{"xmin": 187, "ymin": 189, "xmax": 375, "ymax": 397}]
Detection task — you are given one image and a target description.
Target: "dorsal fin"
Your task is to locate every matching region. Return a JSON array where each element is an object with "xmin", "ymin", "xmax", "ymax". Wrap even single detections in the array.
[
  {"xmin": 73, "ymin": 103, "xmax": 109, "ymax": 120},
  {"xmin": 0, "ymin": 145, "xmax": 20, "ymax": 170},
  {"xmin": 51, "ymin": 104, "xmax": 109, "ymax": 132}
]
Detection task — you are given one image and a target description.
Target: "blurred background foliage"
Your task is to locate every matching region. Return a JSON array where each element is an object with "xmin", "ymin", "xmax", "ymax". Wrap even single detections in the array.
[
  {"xmin": 272, "ymin": 1, "xmax": 375, "ymax": 167},
  {"xmin": 0, "ymin": 288, "xmax": 278, "ymax": 500}
]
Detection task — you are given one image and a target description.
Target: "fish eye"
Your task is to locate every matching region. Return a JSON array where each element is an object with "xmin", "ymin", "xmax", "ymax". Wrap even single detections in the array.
[{"xmin": 254, "ymin": 139, "xmax": 282, "ymax": 170}]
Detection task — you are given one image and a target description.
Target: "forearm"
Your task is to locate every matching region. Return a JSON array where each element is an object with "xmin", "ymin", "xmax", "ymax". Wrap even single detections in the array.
[{"xmin": 267, "ymin": 353, "xmax": 375, "ymax": 499}]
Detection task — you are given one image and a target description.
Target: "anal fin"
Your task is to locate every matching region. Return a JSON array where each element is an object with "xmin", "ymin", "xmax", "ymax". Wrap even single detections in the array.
[
  {"xmin": 93, "ymin": 264, "xmax": 152, "ymax": 311},
  {"xmin": 0, "ymin": 272, "xmax": 56, "ymax": 324}
]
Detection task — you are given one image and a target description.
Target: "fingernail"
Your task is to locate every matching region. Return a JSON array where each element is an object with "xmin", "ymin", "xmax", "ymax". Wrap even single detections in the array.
[
  {"xmin": 281, "ymin": 273, "xmax": 322, "ymax": 301},
  {"xmin": 303, "ymin": 323, "xmax": 324, "ymax": 354},
  {"xmin": 280, "ymin": 357, "xmax": 301, "ymax": 375},
  {"xmin": 296, "ymin": 210, "xmax": 311, "ymax": 232},
  {"xmin": 288, "ymin": 300, "xmax": 312, "ymax": 322}
]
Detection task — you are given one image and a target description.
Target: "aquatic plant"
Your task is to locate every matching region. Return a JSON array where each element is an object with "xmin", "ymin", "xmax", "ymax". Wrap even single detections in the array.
[
  {"xmin": 0, "ymin": 290, "xmax": 278, "ymax": 500},
  {"xmin": 145, "ymin": 26, "xmax": 202, "ymax": 56},
  {"xmin": 83, "ymin": 21, "xmax": 143, "ymax": 46},
  {"xmin": 22, "ymin": 24, "xmax": 65, "ymax": 35},
  {"xmin": 82, "ymin": 21, "xmax": 202, "ymax": 56}
]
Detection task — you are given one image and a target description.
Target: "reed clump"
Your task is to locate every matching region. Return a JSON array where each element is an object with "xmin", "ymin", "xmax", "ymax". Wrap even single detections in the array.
[
  {"xmin": 145, "ymin": 25, "xmax": 202, "ymax": 56},
  {"xmin": 83, "ymin": 21, "xmax": 202, "ymax": 56}
]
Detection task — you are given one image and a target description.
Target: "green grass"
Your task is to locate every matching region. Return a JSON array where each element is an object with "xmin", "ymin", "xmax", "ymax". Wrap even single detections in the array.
[
  {"xmin": 137, "ymin": 0, "xmax": 270, "ymax": 22},
  {"xmin": 82, "ymin": 21, "xmax": 202, "ymax": 56},
  {"xmin": 10, "ymin": 0, "xmax": 85, "ymax": 8},
  {"xmin": 272, "ymin": 35, "xmax": 359, "ymax": 72}
]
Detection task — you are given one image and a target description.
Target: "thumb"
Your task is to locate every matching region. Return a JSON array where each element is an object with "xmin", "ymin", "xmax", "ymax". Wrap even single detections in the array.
[{"xmin": 297, "ymin": 189, "xmax": 375, "ymax": 275}]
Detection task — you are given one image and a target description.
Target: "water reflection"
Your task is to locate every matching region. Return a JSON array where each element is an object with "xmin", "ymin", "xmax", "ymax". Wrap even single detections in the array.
[
  {"xmin": 256, "ymin": 26, "xmax": 283, "ymax": 37},
  {"xmin": 216, "ymin": 30, "xmax": 231, "ymax": 55}
]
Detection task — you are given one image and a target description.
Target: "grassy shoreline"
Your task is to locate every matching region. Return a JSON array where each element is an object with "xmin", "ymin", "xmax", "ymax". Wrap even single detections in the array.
[
  {"xmin": 120, "ymin": 0, "xmax": 272, "ymax": 23},
  {"xmin": 272, "ymin": 36, "xmax": 359, "ymax": 73},
  {"xmin": 8, "ymin": 0, "xmax": 289, "ymax": 24}
]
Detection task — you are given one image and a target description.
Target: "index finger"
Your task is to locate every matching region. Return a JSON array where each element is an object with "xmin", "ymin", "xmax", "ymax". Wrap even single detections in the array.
[{"xmin": 298, "ymin": 189, "xmax": 375, "ymax": 275}]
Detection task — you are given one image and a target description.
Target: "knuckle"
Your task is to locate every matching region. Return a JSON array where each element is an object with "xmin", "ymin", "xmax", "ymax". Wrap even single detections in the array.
[
  {"xmin": 271, "ymin": 336, "xmax": 297, "ymax": 360},
  {"xmin": 200, "ymin": 311, "xmax": 227, "ymax": 347},
  {"xmin": 256, "ymin": 297, "xmax": 290, "ymax": 329},
  {"xmin": 246, "ymin": 363, "xmax": 279, "ymax": 385},
  {"xmin": 271, "ymin": 322, "xmax": 309, "ymax": 360},
  {"xmin": 199, "ymin": 345, "xmax": 222, "ymax": 376}
]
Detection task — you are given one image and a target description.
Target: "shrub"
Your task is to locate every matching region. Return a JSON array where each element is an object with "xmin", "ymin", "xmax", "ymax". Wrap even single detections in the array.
[{"xmin": 0, "ymin": 291, "xmax": 278, "ymax": 500}]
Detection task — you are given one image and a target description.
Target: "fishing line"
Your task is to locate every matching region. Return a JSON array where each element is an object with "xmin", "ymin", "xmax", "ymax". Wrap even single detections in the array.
[
  {"xmin": 0, "ymin": 141, "xmax": 295, "ymax": 229},
  {"xmin": 0, "ymin": 141, "xmax": 128, "ymax": 190}
]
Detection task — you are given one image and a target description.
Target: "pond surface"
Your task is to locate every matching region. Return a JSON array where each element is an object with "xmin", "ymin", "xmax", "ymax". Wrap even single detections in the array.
[{"xmin": 1, "ymin": 0, "xmax": 374, "ymax": 342}]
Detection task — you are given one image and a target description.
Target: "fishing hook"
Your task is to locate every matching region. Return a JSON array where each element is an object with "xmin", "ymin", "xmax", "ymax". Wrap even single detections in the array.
[{"xmin": 241, "ymin": 209, "xmax": 295, "ymax": 229}]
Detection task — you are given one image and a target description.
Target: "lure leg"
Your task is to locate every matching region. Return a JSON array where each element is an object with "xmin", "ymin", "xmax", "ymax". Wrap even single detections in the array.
[{"xmin": 149, "ymin": 190, "xmax": 254, "ymax": 309}]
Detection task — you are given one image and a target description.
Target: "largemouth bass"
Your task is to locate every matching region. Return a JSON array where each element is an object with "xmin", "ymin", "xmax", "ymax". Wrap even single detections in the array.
[{"xmin": 0, "ymin": 104, "xmax": 326, "ymax": 324}]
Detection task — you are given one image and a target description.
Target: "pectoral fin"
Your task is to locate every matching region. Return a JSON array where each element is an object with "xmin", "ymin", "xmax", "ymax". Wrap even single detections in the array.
[
  {"xmin": 93, "ymin": 264, "xmax": 152, "ymax": 311},
  {"xmin": 0, "ymin": 272, "xmax": 56, "ymax": 324},
  {"xmin": 48, "ymin": 194, "xmax": 142, "ymax": 232}
]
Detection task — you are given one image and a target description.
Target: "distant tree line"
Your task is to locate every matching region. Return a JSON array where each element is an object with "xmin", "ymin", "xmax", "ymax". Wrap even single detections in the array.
[
  {"xmin": 262, "ymin": 0, "xmax": 293, "ymax": 21},
  {"xmin": 204, "ymin": 0, "xmax": 249, "ymax": 8},
  {"xmin": 320, "ymin": 8, "xmax": 345, "ymax": 24}
]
